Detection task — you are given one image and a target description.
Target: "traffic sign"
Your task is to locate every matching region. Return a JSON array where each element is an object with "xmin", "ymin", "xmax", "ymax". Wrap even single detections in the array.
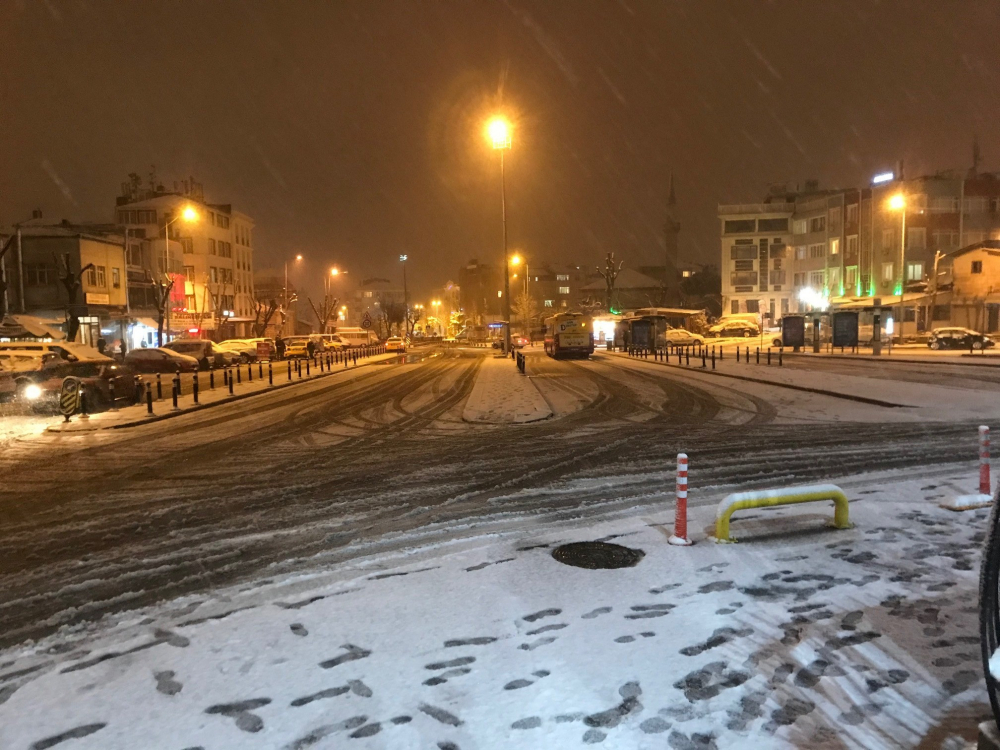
[
  {"xmin": 60, "ymin": 376, "xmax": 82, "ymax": 419},
  {"xmin": 361, "ymin": 312, "xmax": 372, "ymax": 329}
]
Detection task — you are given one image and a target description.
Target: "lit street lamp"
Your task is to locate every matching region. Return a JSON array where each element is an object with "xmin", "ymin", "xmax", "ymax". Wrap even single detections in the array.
[
  {"xmin": 887, "ymin": 193, "xmax": 907, "ymax": 344},
  {"xmin": 282, "ymin": 253, "xmax": 304, "ymax": 336},
  {"xmin": 488, "ymin": 116, "xmax": 512, "ymax": 353},
  {"xmin": 400, "ymin": 254, "xmax": 409, "ymax": 336},
  {"xmin": 162, "ymin": 205, "xmax": 199, "ymax": 342}
]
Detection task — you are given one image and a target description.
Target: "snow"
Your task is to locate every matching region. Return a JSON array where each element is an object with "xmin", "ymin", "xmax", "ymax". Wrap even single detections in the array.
[
  {"xmin": 0, "ymin": 464, "xmax": 992, "ymax": 749},
  {"xmin": 940, "ymin": 494, "xmax": 993, "ymax": 511},
  {"xmin": 462, "ymin": 353, "xmax": 552, "ymax": 423}
]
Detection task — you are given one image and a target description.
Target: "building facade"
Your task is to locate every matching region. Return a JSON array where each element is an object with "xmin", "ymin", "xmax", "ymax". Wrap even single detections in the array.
[
  {"xmin": 2, "ymin": 222, "xmax": 128, "ymax": 348},
  {"xmin": 720, "ymin": 172, "xmax": 1000, "ymax": 326},
  {"xmin": 114, "ymin": 178, "xmax": 255, "ymax": 340}
]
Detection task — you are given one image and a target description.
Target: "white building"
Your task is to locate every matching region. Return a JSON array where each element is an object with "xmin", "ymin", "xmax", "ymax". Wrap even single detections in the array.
[{"xmin": 114, "ymin": 178, "xmax": 255, "ymax": 339}]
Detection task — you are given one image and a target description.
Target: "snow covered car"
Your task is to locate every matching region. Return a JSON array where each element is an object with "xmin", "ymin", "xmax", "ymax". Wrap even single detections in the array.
[
  {"xmin": 217, "ymin": 339, "xmax": 258, "ymax": 362},
  {"xmin": 164, "ymin": 339, "xmax": 239, "ymax": 369},
  {"xmin": 385, "ymin": 336, "xmax": 406, "ymax": 352},
  {"xmin": 511, "ymin": 335, "xmax": 529, "ymax": 348},
  {"xmin": 708, "ymin": 321, "xmax": 759, "ymax": 338},
  {"xmin": 663, "ymin": 328, "xmax": 705, "ymax": 346},
  {"xmin": 19, "ymin": 358, "xmax": 140, "ymax": 412},
  {"xmin": 927, "ymin": 327, "xmax": 995, "ymax": 350},
  {"xmin": 124, "ymin": 347, "xmax": 201, "ymax": 373}
]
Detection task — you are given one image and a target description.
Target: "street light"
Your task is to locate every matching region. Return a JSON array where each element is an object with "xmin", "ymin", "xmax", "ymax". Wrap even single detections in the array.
[
  {"xmin": 162, "ymin": 205, "xmax": 199, "ymax": 343},
  {"xmin": 488, "ymin": 116, "xmax": 512, "ymax": 353},
  {"xmin": 283, "ymin": 254, "xmax": 304, "ymax": 336},
  {"xmin": 399, "ymin": 254, "xmax": 409, "ymax": 336},
  {"xmin": 887, "ymin": 192, "xmax": 907, "ymax": 343}
]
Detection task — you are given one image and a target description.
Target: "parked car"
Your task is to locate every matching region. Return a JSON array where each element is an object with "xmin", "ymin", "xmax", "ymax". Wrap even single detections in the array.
[
  {"xmin": 385, "ymin": 336, "xmax": 406, "ymax": 353},
  {"xmin": 218, "ymin": 339, "xmax": 258, "ymax": 362},
  {"xmin": 0, "ymin": 341, "xmax": 105, "ymax": 362},
  {"xmin": 708, "ymin": 321, "xmax": 759, "ymax": 338},
  {"xmin": 124, "ymin": 347, "xmax": 201, "ymax": 373},
  {"xmin": 164, "ymin": 339, "xmax": 239, "ymax": 369},
  {"xmin": 19, "ymin": 357, "xmax": 140, "ymax": 412},
  {"xmin": 320, "ymin": 334, "xmax": 345, "ymax": 351},
  {"xmin": 284, "ymin": 336, "xmax": 317, "ymax": 358},
  {"xmin": 664, "ymin": 327, "xmax": 705, "ymax": 346},
  {"xmin": 927, "ymin": 327, "xmax": 995, "ymax": 350}
]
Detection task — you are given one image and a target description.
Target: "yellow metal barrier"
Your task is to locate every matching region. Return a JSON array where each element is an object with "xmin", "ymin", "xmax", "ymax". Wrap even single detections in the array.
[{"xmin": 714, "ymin": 483, "xmax": 851, "ymax": 543}]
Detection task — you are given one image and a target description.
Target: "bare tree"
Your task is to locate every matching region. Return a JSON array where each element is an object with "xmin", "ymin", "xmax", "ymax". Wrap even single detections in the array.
[
  {"xmin": 597, "ymin": 252, "xmax": 624, "ymax": 313},
  {"xmin": 307, "ymin": 294, "xmax": 339, "ymax": 333},
  {"xmin": 206, "ymin": 282, "xmax": 233, "ymax": 336},
  {"xmin": 252, "ymin": 295, "xmax": 280, "ymax": 337},
  {"xmin": 511, "ymin": 290, "xmax": 538, "ymax": 335},
  {"xmin": 381, "ymin": 299, "xmax": 406, "ymax": 336},
  {"xmin": 406, "ymin": 306, "xmax": 422, "ymax": 337},
  {"xmin": 55, "ymin": 253, "xmax": 95, "ymax": 343},
  {"xmin": 151, "ymin": 275, "xmax": 175, "ymax": 347}
]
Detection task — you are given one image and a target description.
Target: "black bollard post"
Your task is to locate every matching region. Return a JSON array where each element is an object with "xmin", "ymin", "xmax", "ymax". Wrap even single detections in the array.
[
  {"xmin": 228, "ymin": 368, "xmax": 234, "ymax": 394},
  {"xmin": 767, "ymin": 348, "xmax": 771, "ymax": 365},
  {"xmin": 259, "ymin": 361, "xmax": 263, "ymax": 378},
  {"xmin": 779, "ymin": 349, "xmax": 783, "ymax": 366},
  {"xmin": 756, "ymin": 347, "xmax": 759, "ymax": 364},
  {"xmin": 108, "ymin": 378, "xmax": 117, "ymax": 410},
  {"xmin": 353, "ymin": 350, "xmax": 357, "ymax": 365},
  {"xmin": 701, "ymin": 350, "xmax": 706, "ymax": 368},
  {"xmin": 146, "ymin": 381, "xmax": 153, "ymax": 414},
  {"xmin": 209, "ymin": 364, "xmax": 215, "ymax": 390},
  {"xmin": 172, "ymin": 379, "xmax": 179, "ymax": 410},
  {"xmin": 268, "ymin": 361, "xmax": 273, "ymax": 385},
  {"xmin": 156, "ymin": 372, "xmax": 163, "ymax": 400},
  {"xmin": 685, "ymin": 348, "xmax": 690, "ymax": 366},
  {"xmin": 719, "ymin": 346, "xmax": 723, "ymax": 361},
  {"xmin": 193, "ymin": 371, "xmax": 199, "ymax": 404},
  {"xmin": 247, "ymin": 362, "xmax": 252, "ymax": 382},
  {"xmin": 712, "ymin": 349, "xmax": 716, "ymax": 369},
  {"xmin": 344, "ymin": 350, "xmax": 348, "ymax": 368},
  {"xmin": 236, "ymin": 365, "xmax": 241, "ymax": 385},
  {"xmin": 306, "ymin": 358, "xmax": 311, "ymax": 376},
  {"xmin": 223, "ymin": 368, "xmax": 229, "ymax": 388},
  {"xmin": 288, "ymin": 360, "xmax": 292, "ymax": 381}
]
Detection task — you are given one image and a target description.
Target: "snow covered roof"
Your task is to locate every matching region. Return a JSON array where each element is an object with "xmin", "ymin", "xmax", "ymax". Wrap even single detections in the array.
[
  {"xmin": 945, "ymin": 240, "xmax": 1000, "ymax": 259},
  {"xmin": 0, "ymin": 314, "xmax": 66, "ymax": 340}
]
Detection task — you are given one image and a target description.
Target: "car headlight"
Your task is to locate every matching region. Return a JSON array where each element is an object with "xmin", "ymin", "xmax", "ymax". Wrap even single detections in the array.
[{"xmin": 24, "ymin": 383, "xmax": 43, "ymax": 400}]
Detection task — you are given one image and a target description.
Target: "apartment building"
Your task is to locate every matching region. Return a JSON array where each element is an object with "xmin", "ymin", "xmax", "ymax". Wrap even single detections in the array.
[
  {"xmin": 114, "ymin": 178, "xmax": 256, "ymax": 339},
  {"xmin": 720, "ymin": 171, "xmax": 1000, "ymax": 327}
]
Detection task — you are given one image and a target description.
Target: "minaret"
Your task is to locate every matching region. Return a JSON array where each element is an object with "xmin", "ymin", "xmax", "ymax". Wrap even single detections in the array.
[{"xmin": 663, "ymin": 173, "xmax": 681, "ymax": 304}]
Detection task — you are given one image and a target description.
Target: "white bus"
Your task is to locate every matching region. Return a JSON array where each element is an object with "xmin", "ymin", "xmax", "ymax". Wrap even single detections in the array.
[{"xmin": 335, "ymin": 328, "xmax": 379, "ymax": 348}]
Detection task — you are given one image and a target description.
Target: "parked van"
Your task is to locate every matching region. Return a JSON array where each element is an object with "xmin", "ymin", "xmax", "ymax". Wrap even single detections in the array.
[{"xmin": 336, "ymin": 328, "xmax": 378, "ymax": 348}]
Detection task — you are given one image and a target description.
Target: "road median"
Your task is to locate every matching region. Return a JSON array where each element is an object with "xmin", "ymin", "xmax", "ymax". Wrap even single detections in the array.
[{"xmin": 463, "ymin": 352, "xmax": 552, "ymax": 424}]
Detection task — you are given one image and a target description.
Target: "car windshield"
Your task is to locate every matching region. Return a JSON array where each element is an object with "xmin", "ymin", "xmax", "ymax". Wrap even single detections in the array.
[{"xmin": 6, "ymin": 7, "xmax": 1000, "ymax": 748}]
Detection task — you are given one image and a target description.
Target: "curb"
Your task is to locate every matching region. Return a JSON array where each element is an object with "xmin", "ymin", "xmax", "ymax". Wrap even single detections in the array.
[
  {"xmin": 782, "ymin": 351, "xmax": 1000, "ymax": 368},
  {"xmin": 47, "ymin": 354, "xmax": 400, "ymax": 433},
  {"xmin": 602, "ymin": 351, "xmax": 908, "ymax": 408}
]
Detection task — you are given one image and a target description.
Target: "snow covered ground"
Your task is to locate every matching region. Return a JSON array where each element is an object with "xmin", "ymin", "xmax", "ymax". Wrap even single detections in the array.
[
  {"xmin": 462, "ymin": 353, "xmax": 552, "ymax": 423},
  {"xmin": 0, "ymin": 463, "xmax": 992, "ymax": 749}
]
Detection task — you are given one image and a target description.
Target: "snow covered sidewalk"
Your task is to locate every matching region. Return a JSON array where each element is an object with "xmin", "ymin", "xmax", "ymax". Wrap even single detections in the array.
[
  {"xmin": 44, "ymin": 352, "xmax": 399, "ymax": 433},
  {"xmin": 462, "ymin": 352, "xmax": 552, "ymax": 423},
  {"xmin": 0, "ymin": 465, "xmax": 992, "ymax": 749}
]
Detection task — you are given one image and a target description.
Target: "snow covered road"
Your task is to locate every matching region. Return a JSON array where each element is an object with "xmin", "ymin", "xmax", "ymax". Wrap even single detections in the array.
[{"xmin": 0, "ymin": 346, "xmax": 993, "ymax": 651}]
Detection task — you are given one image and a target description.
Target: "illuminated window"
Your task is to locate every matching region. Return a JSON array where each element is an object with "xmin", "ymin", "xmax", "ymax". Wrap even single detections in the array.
[
  {"xmin": 829, "ymin": 238, "xmax": 840, "ymax": 255},
  {"xmin": 905, "ymin": 261, "xmax": 924, "ymax": 281},
  {"xmin": 544, "ymin": 299, "xmax": 554, "ymax": 307},
  {"xmin": 558, "ymin": 286, "xmax": 570, "ymax": 294},
  {"xmin": 882, "ymin": 262, "xmax": 894, "ymax": 281}
]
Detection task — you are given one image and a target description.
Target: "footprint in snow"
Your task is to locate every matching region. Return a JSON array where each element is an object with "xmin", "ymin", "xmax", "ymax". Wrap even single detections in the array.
[
  {"xmin": 154, "ymin": 670, "xmax": 182, "ymax": 696},
  {"xmin": 504, "ymin": 670, "xmax": 550, "ymax": 690}
]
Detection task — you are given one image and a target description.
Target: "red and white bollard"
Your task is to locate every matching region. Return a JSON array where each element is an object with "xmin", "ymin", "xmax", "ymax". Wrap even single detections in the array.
[
  {"xmin": 981, "ymin": 425, "xmax": 991, "ymax": 496},
  {"xmin": 668, "ymin": 452, "xmax": 693, "ymax": 546}
]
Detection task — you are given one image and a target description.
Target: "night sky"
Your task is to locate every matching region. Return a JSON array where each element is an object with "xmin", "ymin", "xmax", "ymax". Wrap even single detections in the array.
[{"xmin": 2, "ymin": 1, "xmax": 998, "ymax": 299}]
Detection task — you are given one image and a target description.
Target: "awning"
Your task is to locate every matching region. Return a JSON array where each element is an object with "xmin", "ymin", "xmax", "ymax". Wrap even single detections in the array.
[
  {"xmin": 0, "ymin": 314, "xmax": 66, "ymax": 340},
  {"xmin": 133, "ymin": 317, "xmax": 160, "ymax": 329},
  {"xmin": 831, "ymin": 292, "xmax": 945, "ymax": 310}
]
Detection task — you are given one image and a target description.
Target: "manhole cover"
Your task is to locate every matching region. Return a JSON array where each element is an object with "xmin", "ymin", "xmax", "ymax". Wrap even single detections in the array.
[{"xmin": 551, "ymin": 541, "xmax": 644, "ymax": 570}]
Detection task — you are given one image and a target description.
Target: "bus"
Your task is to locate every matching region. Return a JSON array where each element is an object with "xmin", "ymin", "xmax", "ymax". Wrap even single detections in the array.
[{"xmin": 544, "ymin": 313, "xmax": 595, "ymax": 359}]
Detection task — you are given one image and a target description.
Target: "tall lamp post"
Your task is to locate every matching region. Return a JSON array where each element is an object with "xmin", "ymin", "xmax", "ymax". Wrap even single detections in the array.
[
  {"xmin": 163, "ymin": 205, "xmax": 200, "ymax": 342},
  {"xmin": 489, "ymin": 117, "xmax": 512, "ymax": 353},
  {"xmin": 283, "ymin": 253, "xmax": 303, "ymax": 336},
  {"xmin": 399, "ymin": 254, "xmax": 409, "ymax": 336},
  {"xmin": 888, "ymin": 193, "xmax": 906, "ymax": 344}
]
